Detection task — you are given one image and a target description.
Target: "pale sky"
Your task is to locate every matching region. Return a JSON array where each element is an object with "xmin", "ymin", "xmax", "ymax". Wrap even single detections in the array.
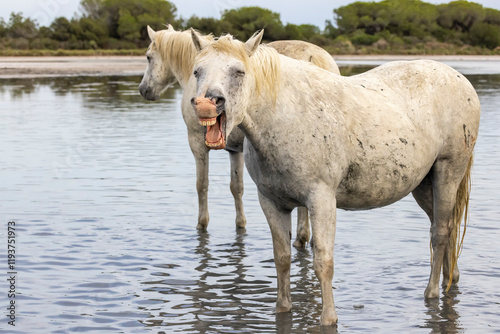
[{"xmin": 3, "ymin": 0, "xmax": 500, "ymax": 29}]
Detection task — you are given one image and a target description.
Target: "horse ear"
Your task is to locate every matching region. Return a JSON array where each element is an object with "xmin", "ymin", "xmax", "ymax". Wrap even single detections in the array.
[
  {"xmin": 191, "ymin": 28, "xmax": 208, "ymax": 52},
  {"xmin": 147, "ymin": 25, "xmax": 156, "ymax": 42},
  {"xmin": 244, "ymin": 29, "xmax": 264, "ymax": 56},
  {"xmin": 166, "ymin": 24, "xmax": 175, "ymax": 31}
]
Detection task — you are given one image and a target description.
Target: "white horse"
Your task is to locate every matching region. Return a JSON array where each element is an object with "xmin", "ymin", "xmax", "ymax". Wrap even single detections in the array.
[
  {"xmin": 189, "ymin": 30, "xmax": 480, "ymax": 325},
  {"xmin": 139, "ymin": 26, "xmax": 339, "ymax": 247}
]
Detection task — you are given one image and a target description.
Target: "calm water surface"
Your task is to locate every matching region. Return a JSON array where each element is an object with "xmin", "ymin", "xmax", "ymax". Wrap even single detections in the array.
[{"xmin": 0, "ymin": 62, "xmax": 499, "ymax": 333}]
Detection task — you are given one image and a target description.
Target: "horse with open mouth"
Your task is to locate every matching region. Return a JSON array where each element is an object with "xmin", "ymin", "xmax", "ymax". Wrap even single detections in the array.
[
  {"xmin": 139, "ymin": 25, "xmax": 339, "ymax": 247},
  {"xmin": 189, "ymin": 30, "xmax": 480, "ymax": 325}
]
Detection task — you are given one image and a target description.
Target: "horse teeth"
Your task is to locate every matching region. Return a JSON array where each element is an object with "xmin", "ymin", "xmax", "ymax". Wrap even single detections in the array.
[
  {"xmin": 205, "ymin": 138, "xmax": 223, "ymax": 147},
  {"xmin": 199, "ymin": 119, "xmax": 217, "ymax": 126}
]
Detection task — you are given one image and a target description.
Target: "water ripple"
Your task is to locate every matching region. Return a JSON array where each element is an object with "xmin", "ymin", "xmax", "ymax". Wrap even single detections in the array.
[{"xmin": 0, "ymin": 69, "xmax": 499, "ymax": 333}]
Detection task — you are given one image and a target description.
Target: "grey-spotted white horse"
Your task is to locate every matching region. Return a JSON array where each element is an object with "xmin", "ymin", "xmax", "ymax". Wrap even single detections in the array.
[
  {"xmin": 189, "ymin": 30, "xmax": 480, "ymax": 325},
  {"xmin": 139, "ymin": 26, "xmax": 339, "ymax": 247}
]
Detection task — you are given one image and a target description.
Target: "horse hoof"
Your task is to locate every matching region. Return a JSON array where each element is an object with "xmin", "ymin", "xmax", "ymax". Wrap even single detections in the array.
[
  {"xmin": 197, "ymin": 214, "xmax": 209, "ymax": 231},
  {"xmin": 424, "ymin": 286, "xmax": 440, "ymax": 299},
  {"xmin": 320, "ymin": 310, "xmax": 338, "ymax": 326},
  {"xmin": 235, "ymin": 217, "xmax": 247, "ymax": 229},
  {"xmin": 276, "ymin": 299, "xmax": 292, "ymax": 313},
  {"xmin": 196, "ymin": 221, "xmax": 208, "ymax": 231},
  {"xmin": 293, "ymin": 238, "xmax": 306, "ymax": 248}
]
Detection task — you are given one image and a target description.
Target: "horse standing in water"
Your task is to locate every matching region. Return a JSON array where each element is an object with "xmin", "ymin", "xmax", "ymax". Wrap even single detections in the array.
[
  {"xmin": 139, "ymin": 25, "xmax": 339, "ymax": 247},
  {"xmin": 190, "ymin": 30, "xmax": 480, "ymax": 325}
]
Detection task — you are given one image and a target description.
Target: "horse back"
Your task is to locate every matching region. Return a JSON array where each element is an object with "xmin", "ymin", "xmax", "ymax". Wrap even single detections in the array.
[{"xmin": 334, "ymin": 60, "xmax": 480, "ymax": 209}]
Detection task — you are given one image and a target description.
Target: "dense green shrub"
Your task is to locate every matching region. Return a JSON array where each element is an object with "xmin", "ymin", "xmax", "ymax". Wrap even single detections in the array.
[{"xmin": 1, "ymin": 0, "xmax": 500, "ymax": 54}]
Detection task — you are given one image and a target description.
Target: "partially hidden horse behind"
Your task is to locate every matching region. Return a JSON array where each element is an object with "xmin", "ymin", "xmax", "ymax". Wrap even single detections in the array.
[
  {"xmin": 189, "ymin": 30, "xmax": 480, "ymax": 325},
  {"xmin": 139, "ymin": 25, "xmax": 340, "ymax": 247}
]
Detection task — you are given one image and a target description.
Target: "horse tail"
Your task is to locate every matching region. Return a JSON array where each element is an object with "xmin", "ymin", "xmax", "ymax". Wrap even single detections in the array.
[{"xmin": 445, "ymin": 153, "xmax": 473, "ymax": 291}]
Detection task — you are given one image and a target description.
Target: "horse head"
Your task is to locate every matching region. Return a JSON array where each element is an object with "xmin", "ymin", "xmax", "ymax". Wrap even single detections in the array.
[{"xmin": 190, "ymin": 29, "xmax": 276, "ymax": 150}]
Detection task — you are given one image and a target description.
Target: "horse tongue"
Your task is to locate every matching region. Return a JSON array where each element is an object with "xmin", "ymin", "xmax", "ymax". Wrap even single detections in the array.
[{"xmin": 205, "ymin": 118, "xmax": 221, "ymax": 144}]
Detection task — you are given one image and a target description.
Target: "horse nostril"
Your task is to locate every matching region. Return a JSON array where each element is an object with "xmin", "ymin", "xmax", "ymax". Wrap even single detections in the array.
[
  {"xmin": 215, "ymin": 97, "xmax": 225, "ymax": 106},
  {"xmin": 191, "ymin": 97, "xmax": 197, "ymax": 107}
]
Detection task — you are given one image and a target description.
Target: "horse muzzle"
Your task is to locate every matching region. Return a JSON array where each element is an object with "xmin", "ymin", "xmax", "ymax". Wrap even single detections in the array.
[
  {"xmin": 191, "ymin": 96, "xmax": 225, "ymax": 122},
  {"xmin": 191, "ymin": 96, "xmax": 226, "ymax": 150},
  {"xmin": 138, "ymin": 84, "xmax": 159, "ymax": 101}
]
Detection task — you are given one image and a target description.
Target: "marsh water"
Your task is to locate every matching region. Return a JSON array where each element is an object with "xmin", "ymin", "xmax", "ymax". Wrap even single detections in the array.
[{"xmin": 1, "ymin": 61, "xmax": 499, "ymax": 333}]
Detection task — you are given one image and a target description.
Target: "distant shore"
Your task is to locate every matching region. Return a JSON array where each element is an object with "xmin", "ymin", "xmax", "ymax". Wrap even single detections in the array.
[
  {"xmin": 0, "ymin": 56, "xmax": 147, "ymax": 78},
  {"xmin": 334, "ymin": 54, "xmax": 500, "ymax": 61},
  {"xmin": 1, "ymin": 55, "xmax": 500, "ymax": 78}
]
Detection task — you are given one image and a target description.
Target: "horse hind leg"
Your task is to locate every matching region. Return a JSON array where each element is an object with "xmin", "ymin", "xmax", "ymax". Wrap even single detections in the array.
[
  {"xmin": 424, "ymin": 156, "xmax": 472, "ymax": 298},
  {"xmin": 412, "ymin": 173, "xmax": 460, "ymax": 285},
  {"xmin": 229, "ymin": 151, "xmax": 247, "ymax": 229},
  {"xmin": 293, "ymin": 207, "xmax": 310, "ymax": 248}
]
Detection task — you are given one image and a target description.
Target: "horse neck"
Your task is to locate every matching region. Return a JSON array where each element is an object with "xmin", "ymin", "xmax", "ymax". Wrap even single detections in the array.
[
  {"xmin": 239, "ymin": 95, "xmax": 280, "ymax": 154},
  {"xmin": 170, "ymin": 57, "xmax": 192, "ymax": 89},
  {"xmin": 240, "ymin": 56, "xmax": 345, "ymax": 155}
]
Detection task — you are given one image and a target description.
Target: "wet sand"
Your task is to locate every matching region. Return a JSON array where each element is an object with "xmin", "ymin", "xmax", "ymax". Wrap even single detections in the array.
[
  {"xmin": 0, "ymin": 56, "xmax": 147, "ymax": 78},
  {"xmin": 1, "ymin": 55, "xmax": 499, "ymax": 78}
]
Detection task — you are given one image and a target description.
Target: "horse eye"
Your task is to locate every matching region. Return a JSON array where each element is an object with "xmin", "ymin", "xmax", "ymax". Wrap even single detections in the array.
[
  {"xmin": 146, "ymin": 55, "xmax": 151, "ymax": 63},
  {"xmin": 193, "ymin": 70, "xmax": 199, "ymax": 77}
]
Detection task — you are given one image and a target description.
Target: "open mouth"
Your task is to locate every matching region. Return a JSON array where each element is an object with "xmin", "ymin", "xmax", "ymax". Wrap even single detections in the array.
[{"xmin": 199, "ymin": 112, "xmax": 226, "ymax": 149}]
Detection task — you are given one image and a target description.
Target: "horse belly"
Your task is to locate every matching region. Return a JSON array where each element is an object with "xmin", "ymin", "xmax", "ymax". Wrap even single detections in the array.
[{"xmin": 336, "ymin": 141, "xmax": 436, "ymax": 210}]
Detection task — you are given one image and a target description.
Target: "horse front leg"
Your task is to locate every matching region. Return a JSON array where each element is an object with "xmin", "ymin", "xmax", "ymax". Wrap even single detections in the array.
[
  {"xmin": 258, "ymin": 191, "xmax": 292, "ymax": 313},
  {"xmin": 293, "ymin": 207, "xmax": 310, "ymax": 248},
  {"xmin": 309, "ymin": 191, "xmax": 338, "ymax": 326},
  {"xmin": 188, "ymin": 136, "xmax": 210, "ymax": 230},
  {"xmin": 229, "ymin": 151, "xmax": 246, "ymax": 229}
]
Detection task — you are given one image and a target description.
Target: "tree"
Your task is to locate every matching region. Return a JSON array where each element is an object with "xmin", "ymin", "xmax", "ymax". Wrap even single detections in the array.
[
  {"xmin": 6, "ymin": 12, "xmax": 38, "ymax": 39},
  {"xmin": 469, "ymin": 22, "xmax": 500, "ymax": 49},
  {"xmin": 335, "ymin": 0, "xmax": 438, "ymax": 37},
  {"xmin": 484, "ymin": 7, "xmax": 500, "ymax": 25},
  {"xmin": 184, "ymin": 16, "xmax": 232, "ymax": 36},
  {"xmin": 437, "ymin": 1, "xmax": 485, "ymax": 32},
  {"xmin": 284, "ymin": 23, "xmax": 320, "ymax": 41},
  {"xmin": 221, "ymin": 7, "xmax": 286, "ymax": 41},
  {"xmin": 50, "ymin": 17, "xmax": 72, "ymax": 41},
  {"xmin": 80, "ymin": 0, "xmax": 177, "ymax": 46},
  {"xmin": 324, "ymin": 20, "xmax": 339, "ymax": 39},
  {"xmin": 0, "ymin": 18, "xmax": 7, "ymax": 38},
  {"xmin": 73, "ymin": 17, "xmax": 108, "ymax": 45}
]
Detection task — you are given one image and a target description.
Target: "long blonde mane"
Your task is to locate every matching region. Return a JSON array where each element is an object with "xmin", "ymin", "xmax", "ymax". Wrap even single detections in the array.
[
  {"xmin": 152, "ymin": 29, "xmax": 213, "ymax": 81},
  {"xmin": 196, "ymin": 35, "xmax": 281, "ymax": 101}
]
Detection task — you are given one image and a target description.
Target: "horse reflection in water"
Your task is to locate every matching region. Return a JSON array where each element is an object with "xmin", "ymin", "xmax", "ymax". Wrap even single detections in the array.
[
  {"xmin": 424, "ymin": 288, "xmax": 461, "ymax": 333},
  {"xmin": 140, "ymin": 230, "xmax": 330, "ymax": 332}
]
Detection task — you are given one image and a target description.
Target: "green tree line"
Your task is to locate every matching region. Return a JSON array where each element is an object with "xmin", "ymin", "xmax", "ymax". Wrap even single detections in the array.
[{"xmin": 1, "ymin": 0, "xmax": 500, "ymax": 55}]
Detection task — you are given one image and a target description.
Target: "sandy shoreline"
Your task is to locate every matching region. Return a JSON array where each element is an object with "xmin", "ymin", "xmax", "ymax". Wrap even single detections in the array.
[
  {"xmin": 0, "ymin": 56, "xmax": 147, "ymax": 78},
  {"xmin": 1, "ymin": 55, "xmax": 500, "ymax": 78}
]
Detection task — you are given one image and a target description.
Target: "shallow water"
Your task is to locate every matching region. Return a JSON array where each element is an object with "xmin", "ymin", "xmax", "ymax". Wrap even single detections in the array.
[{"xmin": 0, "ymin": 62, "xmax": 499, "ymax": 333}]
